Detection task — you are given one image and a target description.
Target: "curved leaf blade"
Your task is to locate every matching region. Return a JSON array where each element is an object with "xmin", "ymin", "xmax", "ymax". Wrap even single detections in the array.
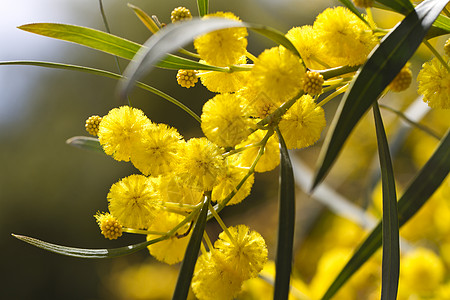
[
  {"xmin": 172, "ymin": 193, "xmax": 210, "ymax": 300},
  {"xmin": 17, "ymin": 23, "xmax": 223, "ymax": 71},
  {"xmin": 274, "ymin": 128, "xmax": 296, "ymax": 300},
  {"xmin": 128, "ymin": 3, "xmax": 159, "ymax": 34},
  {"xmin": 18, "ymin": 23, "xmax": 141, "ymax": 60},
  {"xmin": 373, "ymin": 103, "xmax": 399, "ymax": 300},
  {"xmin": 119, "ymin": 17, "xmax": 301, "ymax": 98},
  {"xmin": 312, "ymin": 0, "xmax": 448, "ymax": 190},
  {"xmin": 321, "ymin": 128, "xmax": 450, "ymax": 300},
  {"xmin": 197, "ymin": 0, "xmax": 209, "ymax": 17},
  {"xmin": 12, "ymin": 234, "xmax": 159, "ymax": 258},
  {"xmin": 66, "ymin": 136, "xmax": 103, "ymax": 153}
]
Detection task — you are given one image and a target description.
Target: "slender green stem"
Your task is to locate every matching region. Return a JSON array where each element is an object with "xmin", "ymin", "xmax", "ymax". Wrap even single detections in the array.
[
  {"xmin": 379, "ymin": 104, "xmax": 441, "ymax": 140},
  {"xmin": 178, "ymin": 48, "xmax": 201, "ymax": 58},
  {"xmin": 423, "ymin": 39, "xmax": 450, "ymax": 72},
  {"xmin": 203, "ymin": 231, "xmax": 214, "ymax": 252},
  {"xmin": 208, "ymin": 203, "xmax": 237, "ymax": 245},
  {"xmin": 315, "ymin": 65, "xmax": 360, "ymax": 80},
  {"xmin": 366, "ymin": 8, "xmax": 376, "ymax": 30},
  {"xmin": 246, "ymin": 50, "xmax": 259, "ymax": 62},
  {"xmin": 98, "ymin": 0, "xmax": 131, "ymax": 106},
  {"xmin": 257, "ymin": 92, "xmax": 304, "ymax": 127},
  {"xmin": 212, "ymin": 129, "xmax": 274, "ymax": 214},
  {"xmin": 310, "ymin": 55, "xmax": 331, "ymax": 69},
  {"xmin": 122, "ymin": 228, "xmax": 167, "ymax": 235},
  {"xmin": 318, "ymin": 84, "xmax": 349, "ymax": 107}
]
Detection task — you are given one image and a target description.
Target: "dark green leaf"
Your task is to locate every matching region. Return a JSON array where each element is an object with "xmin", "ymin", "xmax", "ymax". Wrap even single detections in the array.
[
  {"xmin": 338, "ymin": 0, "xmax": 370, "ymax": 26},
  {"xmin": 312, "ymin": 0, "xmax": 448, "ymax": 190},
  {"xmin": 66, "ymin": 136, "xmax": 103, "ymax": 153},
  {"xmin": 321, "ymin": 128, "xmax": 450, "ymax": 300},
  {"xmin": 375, "ymin": 0, "xmax": 414, "ymax": 15},
  {"xmin": 273, "ymin": 128, "xmax": 296, "ymax": 300},
  {"xmin": 373, "ymin": 102, "xmax": 399, "ymax": 300},
  {"xmin": 172, "ymin": 193, "xmax": 210, "ymax": 300},
  {"xmin": 12, "ymin": 234, "xmax": 161, "ymax": 258},
  {"xmin": 197, "ymin": 0, "xmax": 209, "ymax": 17},
  {"xmin": 119, "ymin": 17, "xmax": 301, "ymax": 98}
]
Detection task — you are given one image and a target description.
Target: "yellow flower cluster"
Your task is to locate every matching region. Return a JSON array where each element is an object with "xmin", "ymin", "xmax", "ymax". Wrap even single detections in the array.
[
  {"xmin": 192, "ymin": 225, "xmax": 267, "ymax": 300},
  {"xmin": 170, "ymin": 6, "xmax": 192, "ymax": 23}
]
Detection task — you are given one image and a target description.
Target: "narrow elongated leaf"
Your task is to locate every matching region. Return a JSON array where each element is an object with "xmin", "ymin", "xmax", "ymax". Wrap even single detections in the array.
[
  {"xmin": 0, "ymin": 60, "xmax": 201, "ymax": 123},
  {"xmin": 197, "ymin": 0, "xmax": 209, "ymax": 17},
  {"xmin": 119, "ymin": 17, "xmax": 301, "ymax": 97},
  {"xmin": 128, "ymin": 3, "xmax": 159, "ymax": 34},
  {"xmin": 274, "ymin": 128, "xmax": 296, "ymax": 300},
  {"xmin": 172, "ymin": 193, "xmax": 210, "ymax": 300},
  {"xmin": 427, "ymin": 14, "xmax": 450, "ymax": 38},
  {"xmin": 66, "ymin": 136, "xmax": 103, "ymax": 153},
  {"xmin": 338, "ymin": 0, "xmax": 370, "ymax": 26},
  {"xmin": 312, "ymin": 0, "xmax": 448, "ymax": 190},
  {"xmin": 373, "ymin": 103, "xmax": 399, "ymax": 300},
  {"xmin": 17, "ymin": 23, "xmax": 224, "ymax": 72},
  {"xmin": 375, "ymin": 0, "xmax": 414, "ymax": 15},
  {"xmin": 19, "ymin": 23, "xmax": 141, "ymax": 60},
  {"xmin": 321, "ymin": 128, "xmax": 450, "ymax": 300},
  {"xmin": 12, "ymin": 234, "xmax": 160, "ymax": 258}
]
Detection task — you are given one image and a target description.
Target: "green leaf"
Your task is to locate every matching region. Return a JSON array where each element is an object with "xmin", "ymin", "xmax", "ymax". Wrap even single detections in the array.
[
  {"xmin": 197, "ymin": 0, "xmax": 209, "ymax": 17},
  {"xmin": 312, "ymin": 0, "xmax": 448, "ymax": 190},
  {"xmin": 375, "ymin": 0, "xmax": 414, "ymax": 15},
  {"xmin": 19, "ymin": 23, "xmax": 141, "ymax": 60},
  {"xmin": 172, "ymin": 193, "xmax": 210, "ymax": 300},
  {"xmin": 321, "ymin": 128, "xmax": 450, "ymax": 300},
  {"xmin": 338, "ymin": 0, "xmax": 370, "ymax": 26},
  {"xmin": 427, "ymin": 14, "xmax": 450, "ymax": 39},
  {"xmin": 12, "ymin": 234, "xmax": 160, "ymax": 258},
  {"xmin": 66, "ymin": 136, "xmax": 103, "ymax": 153},
  {"xmin": 0, "ymin": 60, "xmax": 201, "ymax": 123},
  {"xmin": 373, "ymin": 103, "xmax": 399, "ymax": 300},
  {"xmin": 17, "ymin": 23, "xmax": 223, "ymax": 72},
  {"xmin": 273, "ymin": 128, "xmax": 296, "ymax": 300},
  {"xmin": 128, "ymin": 3, "xmax": 160, "ymax": 34},
  {"xmin": 119, "ymin": 17, "xmax": 301, "ymax": 98}
]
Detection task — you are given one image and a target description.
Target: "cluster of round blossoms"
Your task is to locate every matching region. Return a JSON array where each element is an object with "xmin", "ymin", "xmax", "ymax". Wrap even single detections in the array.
[{"xmin": 83, "ymin": 4, "xmax": 449, "ymax": 299}]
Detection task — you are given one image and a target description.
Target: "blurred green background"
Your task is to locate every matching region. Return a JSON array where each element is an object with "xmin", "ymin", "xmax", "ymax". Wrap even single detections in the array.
[{"xmin": 1, "ymin": 0, "xmax": 335, "ymax": 298}]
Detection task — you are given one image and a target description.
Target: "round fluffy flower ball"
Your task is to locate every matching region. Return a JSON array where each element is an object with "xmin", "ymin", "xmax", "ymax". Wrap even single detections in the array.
[
  {"xmin": 131, "ymin": 123, "xmax": 184, "ymax": 176},
  {"xmin": 98, "ymin": 106, "xmax": 151, "ymax": 161},
  {"xmin": 194, "ymin": 12, "xmax": 247, "ymax": 66},
  {"xmin": 248, "ymin": 46, "xmax": 305, "ymax": 105},
  {"xmin": 192, "ymin": 251, "xmax": 244, "ymax": 300},
  {"xmin": 417, "ymin": 57, "xmax": 450, "ymax": 109},
  {"xmin": 201, "ymin": 93, "xmax": 254, "ymax": 147},
  {"xmin": 176, "ymin": 137, "xmax": 226, "ymax": 191},
  {"xmin": 278, "ymin": 95, "xmax": 326, "ymax": 149},
  {"xmin": 285, "ymin": 25, "xmax": 326, "ymax": 69},
  {"xmin": 108, "ymin": 174, "xmax": 160, "ymax": 229},
  {"xmin": 147, "ymin": 211, "xmax": 191, "ymax": 265},
  {"xmin": 214, "ymin": 225, "xmax": 268, "ymax": 280},
  {"xmin": 313, "ymin": 6, "xmax": 378, "ymax": 66}
]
